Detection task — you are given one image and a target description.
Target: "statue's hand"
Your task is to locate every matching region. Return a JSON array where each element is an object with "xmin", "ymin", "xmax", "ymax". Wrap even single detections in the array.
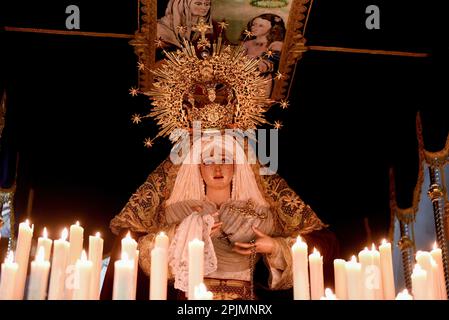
[
  {"xmin": 209, "ymin": 211, "xmax": 222, "ymax": 238},
  {"xmin": 232, "ymin": 226, "xmax": 275, "ymax": 255}
]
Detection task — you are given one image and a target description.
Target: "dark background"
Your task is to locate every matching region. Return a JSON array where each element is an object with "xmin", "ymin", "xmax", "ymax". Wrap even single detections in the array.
[{"xmin": 1, "ymin": 0, "xmax": 448, "ymax": 260}]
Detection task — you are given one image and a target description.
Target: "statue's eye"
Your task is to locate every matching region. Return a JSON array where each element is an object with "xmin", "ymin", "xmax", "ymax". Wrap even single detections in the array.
[{"xmin": 202, "ymin": 159, "xmax": 214, "ymax": 165}]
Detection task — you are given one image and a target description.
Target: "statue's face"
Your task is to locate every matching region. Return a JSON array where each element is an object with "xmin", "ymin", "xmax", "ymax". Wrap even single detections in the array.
[
  {"xmin": 190, "ymin": 0, "xmax": 211, "ymax": 17},
  {"xmin": 200, "ymin": 147, "xmax": 234, "ymax": 190},
  {"xmin": 251, "ymin": 17, "xmax": 271, "ymax": 37}
]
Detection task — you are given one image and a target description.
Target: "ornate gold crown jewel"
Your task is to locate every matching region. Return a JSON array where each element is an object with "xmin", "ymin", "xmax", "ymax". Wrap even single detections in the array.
[{"xmin": 131, "ymin": 19, "xmax": 287, "ymax": 147}]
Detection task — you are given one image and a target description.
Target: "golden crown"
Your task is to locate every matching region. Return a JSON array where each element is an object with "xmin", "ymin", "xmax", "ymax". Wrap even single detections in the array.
[{"xmin": 130, "ymin": 19, "xmax": 288, "ymax": 148}]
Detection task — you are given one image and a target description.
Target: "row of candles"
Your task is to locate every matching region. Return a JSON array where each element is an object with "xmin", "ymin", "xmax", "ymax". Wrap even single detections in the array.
[
  {"xmin": 0, "ymin": 219, "xmax": 447, "ymax": 300},
  {"xmin": 292, "ymin": 236, "xmax": 447, "ymax": 300},
  {"xmin": 0, "ymin": 220, "xmax": 103, "ymax": 300}
]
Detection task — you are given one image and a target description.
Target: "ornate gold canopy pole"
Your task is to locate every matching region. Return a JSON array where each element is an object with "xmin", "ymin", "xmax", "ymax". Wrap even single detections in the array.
[
  {"xmin": 428, "ymin": 175, "xmax": 449, "ymax": 296},
  {"xmin": 389, "ymin": 167, "xmax": 415, "ymax": 292},
  {"xmin": 424, "ymin": 137, "xmax": 449, "ymax": 297}
]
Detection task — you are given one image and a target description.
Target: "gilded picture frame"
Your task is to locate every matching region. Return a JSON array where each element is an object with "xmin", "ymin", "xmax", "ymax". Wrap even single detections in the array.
[{"xmin": 130, "ymin": 0, "xmax": 312, "ymax": 101}]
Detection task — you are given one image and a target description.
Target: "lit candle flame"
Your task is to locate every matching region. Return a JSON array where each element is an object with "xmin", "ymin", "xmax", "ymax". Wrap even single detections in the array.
[
  {"xmin": 43, "ymin": 227, "xmax": 48, "ymax": 239},
  {"xmin": 95, "ymin": 232, "xmax": 101, "ymax": 238},
  {"xmin": 25, "ymin": 219, "xmax": 30, "ymax": 225},
  {"xmin": 350, "ymin": 255, "xmax": 357, "ymax": 263},
  {"xmin": 433, "ymin": 242, "xmax": 438, "ymax": 250},
  {"xmin": 381, "ymin": 239, "xmax": 387, "ymax": 245},
  {"xmin": 61, "ymin": 228, "xmax": 68, "ymax": 241},
  {"xmin": 36, "ymin": 246, "xmax": 45, "ymax": 262},
  {"xmin": 81, "ymin": 250, "xmax": 87, "ymax": 261},
  {"xmin": 126, "ymin": 231, "xmax": 132, "ymax": 239},
  {"xmin": 159, "ymin": 231, "xmax": 166, "ymax": 236},
  {"xmin": 76, "ymin": 221, "xmax": 80, "ymax": 226},
  {"xmin": 371, "ymin": 243, "xmax": 377, "ymax": 251}
]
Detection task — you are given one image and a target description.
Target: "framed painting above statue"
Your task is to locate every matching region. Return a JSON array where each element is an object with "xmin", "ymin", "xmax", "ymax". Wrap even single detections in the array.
[{"xmin": 130, "ymin": 0, "xmax": 312, "ymax": 101}]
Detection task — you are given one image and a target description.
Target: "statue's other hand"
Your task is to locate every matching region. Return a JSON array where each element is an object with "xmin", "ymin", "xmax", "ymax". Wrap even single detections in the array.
[{"xmin": 232, "ymin": 226, "xmax": 275, "ymax": 255}]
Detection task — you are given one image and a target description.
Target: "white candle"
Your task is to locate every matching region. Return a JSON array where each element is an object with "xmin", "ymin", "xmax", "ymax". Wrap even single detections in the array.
[
  {"xmin": 65, "ymin": 221, "xmax": 84, "ymax": 299},
  {"xmin": 333, "ymin": 259, "xmax": 347, "ymax": 300},
  {"xmin": 320, "ymin": 288, "xmax": 337, "ymax": 300},
  {"xmin": 0, "ymin": 251, "xmax": 18, "ymax": 300},
  {"xmin": 188, "ymin": 238, "xmax": 204, "ymax": 300},
  {"xmin": 411, "ymin": 264, "xmax": 428, "ymax": 300},
  {"xmin": 395, "ymin": 289, "xmax": 413, "ymax": 300},
  {"xmin": 88, "ymin": 232, "xmax": 104, "ymax": 300},
  {"xmin": 416, "ymin": 251, "xmax": 437, "ymax": 299},
  {"xmin": 379, "ymin": 239, "xmax": 395, "ymax": 300},
  {"xmin": 193, "ymin": 283, "xmax": 213, "ymax": 300},
  {"xmin": 72, "ymin": 250, "xmax": 93, "ymax": 300},
  {"xmin": 150, "ymin": 246, "xmax": 168, "ymax": 300},
  {"xmin": 69, "ymin": 221, "xmax": 84, "ymax": 265},
  {"xmin": 431, "ymin": 242, "xmax": 448, "ymax": 300},
  {"xmin": 370, "ymin": 244, "xmax": 384, "ymax": 300},
  {"xmin": 309, "ymin": 247, "xmax": 324, "ymax": 300},
  {"xmin": 27, "ymin": 247, "xmax": 51, "ymax": 300},
  {"xmin": 14, "ymin": 219, "xmax": 34, "ymax": 299},
  {"xmin": 113, "ymin": 252, "xmax": 135, "ymax": 300},
  {"xmin": 431, "ymin": 259, "xmax": 441, "ymax": 300},
  {"xmin": 121, "ymin": 232, "xmax": 138, "ymax": 299},
  {"xmin": 292, "ymin": 236, "xmax": 310, "ymax": 300},
  {"xmin": 121, "ymin": 231, "xmax": 138, "ymax": 260},
  {"xmin": 48, "ymin": 228, "xmax": 70, "ymax": 300},
  {"xmin": 345, "ymin": 255, "xmax": 363, "ymax": 300},
  {"xmin": 155, "ymin": 232, "xmax": 169, "ymax": 251},
  {"xmin": 358, "ymin": 247, "xmax": 376, "ymax": 300},
  {"xmin": 36, "ymin": 227, "xmax": 53, "ymax": 261}
]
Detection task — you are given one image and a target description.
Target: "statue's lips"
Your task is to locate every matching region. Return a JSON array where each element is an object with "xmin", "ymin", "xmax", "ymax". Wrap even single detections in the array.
[{"xmin": 213, "ymin": 176, "xmax": 224, "ymax": 179}]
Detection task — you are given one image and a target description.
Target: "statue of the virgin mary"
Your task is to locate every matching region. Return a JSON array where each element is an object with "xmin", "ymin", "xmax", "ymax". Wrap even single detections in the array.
[{"xmin": 101, "ymin": 32, "xmax": 338, "ymax": 300}]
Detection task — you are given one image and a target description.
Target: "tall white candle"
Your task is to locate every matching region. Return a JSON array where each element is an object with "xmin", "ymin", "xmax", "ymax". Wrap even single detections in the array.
[
  {"xmin": 416, "ymin": 251, "xmax": 436, "ymax": 299},
  {"xmin": 121, "ymin": 232, "xmax": 138, "ymax": 299},
  {"xmin": 431, "ymin": 242, "xmax": 448, "ymax": 300},
  {"xmin": 395, "ymin": 289, "xmax": 413, "ymax": 300},
  {"xmin": 411, "ymin": 264, "xmax": 428, "ymax": 300},
  {"xmin": 66, "ymin": 221, "xmax": 84, "ymax": 299},
  {"xmin": 370, "ymin": 244, "xmax": 384, "ymax": 300},
  {"xmin": 27, "ymin": 247, "xmax": 51, "ymax": 300},
  {"xmin": 72, "ymin": 250, "xmax": 93, "ymax": 300},
  {"xmin": 69, "ymin": 221, "xmax": 84, "ymax": 265},
  {"xmin": 333, "ymin": 259, "xmax": 347, "ymax": 300},
  {"xmin": 88, "ymin": 232, "xmax": 104, "ymax": 300},
  {"xmin": 48, "ymin": 228, "xmax": 70, "ymax": 300},
  {"xmin": 379, "ymin": 239, "xmax": 395, "ymax": 300},
  {"xmin": 193, "ymin": 283, "xmax": 213, "ymax": 300},
  {"xmin": 150, "ymin": 246, "xmax": 168, "ymax": 300},
  {"xmin": 0, "ymin": 251, "xmax": 18, "ymax": 300},
  {"xmin": 155, "ymin": 232, "xmax": 169, "ymax": 251},
  {"xmin": 345, "ymin": 255, "xmax": 363, "ymax": 300},
  {"xmin": 292, "ymin": 236, "xmax": 310, "ymax": 300},
  {"xmin": 113, "ymin": 252, "xmax": 135, "ymax": 300},
  {"xmin": 309, "ymin": 247, "xmax": 324, "ymax": 300},
  {"xmin": 14, "ymin": 219, "xmax": 34, "ymax": 299},
  {"xmin": 188, "ymin": 238, "xmax": 204, "ymax": 300},
  {"xmin": 358, "ymin": 247, "xmax": 376, "ymax": 300},
  {"xmin": 430, "ymin": 259, "xmax": 441, "ymax": 300},
  {"xmin": 36, "ymin": 227, "xmax": 53, "ymax": 261}
]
